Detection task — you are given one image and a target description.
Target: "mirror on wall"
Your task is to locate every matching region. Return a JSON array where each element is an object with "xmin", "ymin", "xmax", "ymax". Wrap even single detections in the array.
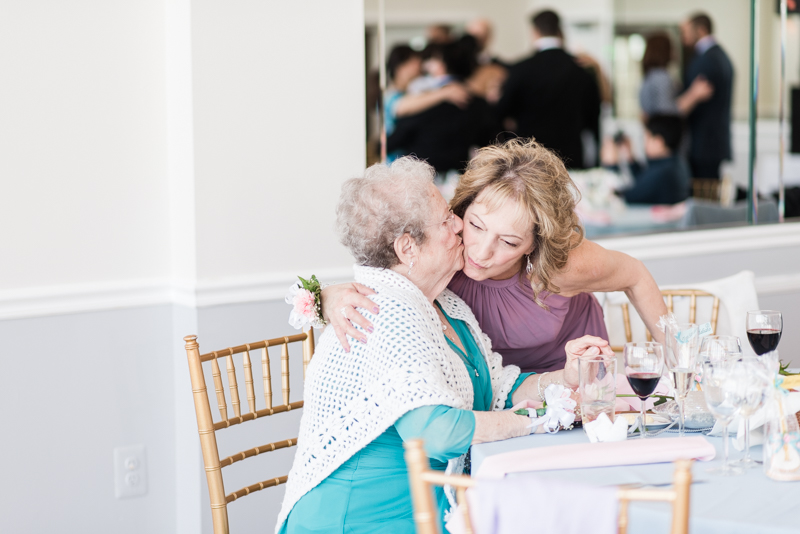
[{"xmin": 364, "ymin": 0, "xmax": 800, "ymax": 238}]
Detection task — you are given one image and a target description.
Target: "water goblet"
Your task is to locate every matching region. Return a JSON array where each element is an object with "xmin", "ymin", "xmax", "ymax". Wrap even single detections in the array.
[
  {"xmin": 730, "ymin": 358, "xmax": 770, "ymax": 468},
  {"xmin": 698, "ymin": 335, "xmax": 742, "ymax": 363},
  {"xmin": 623, "ymin": 342, "xmax": 665, "ymax": 438},
  {"xmin": 578, "ymin": 355, "xmax": 617, "ymax": 429},
  {"xmin": 746, "ymin": 310, "xmax": 782, "ymax": 356},
  {"xmin": 702, "ymin": 361, "xmax": 744, "ymax": 476},
  {"xmin": 665, "ymin": 323, "xmax": 701, "ymax": 437}
]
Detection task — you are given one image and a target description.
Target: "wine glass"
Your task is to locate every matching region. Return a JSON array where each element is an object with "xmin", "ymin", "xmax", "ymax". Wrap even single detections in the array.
[
  {"xmin": 699, "ymin": 336, "xmax": 742, "ymax": 363},
  {"xmin": 702, "ymin": 361, "xmax": 744, "ymax": 476},
  {"xmin": 665, "ymin": 323, "xmax": 701, "ymax": 437},
  {"xmin": 746, "ymin": 310, "xmax": 783, "ymax": 356},
  {"xmin": 730, "ymin": 358, "xmax": 771, "ymax": 468},
  {"xmin": 624, "ymin": 342, "xmax": 665, "ymax": 439}
]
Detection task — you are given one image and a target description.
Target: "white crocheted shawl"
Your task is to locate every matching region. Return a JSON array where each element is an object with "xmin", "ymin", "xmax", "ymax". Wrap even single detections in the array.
[{"xmin": 275, "ymin": 265, "xmax": 521, "ymax": 531}]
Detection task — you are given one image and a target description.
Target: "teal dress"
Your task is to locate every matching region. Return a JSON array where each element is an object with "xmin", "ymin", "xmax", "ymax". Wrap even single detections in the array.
[{"xmin": 281, "ymin": 305, "xmax": 533, "ymax": 533}]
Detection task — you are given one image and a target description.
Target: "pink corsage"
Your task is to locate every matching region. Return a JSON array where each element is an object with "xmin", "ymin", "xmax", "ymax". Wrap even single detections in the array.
[{"xmin": 285, "ymin": 275, "xmax": 326, "ymax": 329}]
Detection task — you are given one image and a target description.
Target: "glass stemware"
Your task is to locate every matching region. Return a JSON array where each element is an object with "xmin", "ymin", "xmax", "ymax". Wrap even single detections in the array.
[
  {"xmin": 746, "ymin": 310, "xmax": 783, "ymax": 356},
  {"xmin": 730, "ymin": 358, "xmax": 770, "ymax": 468},
  {"xmin": 699, "ymin": 335, "xmax": 742, "ymax": 363},
  {"xmin": 665, "ymin": 323, "xmax": 701, "ymax": 437},
  {"xmin": 623, "ymin": 342, "xmax": 665, "ymax": 439},
  {"xmin": 703, "ymin": 361, "xmax": 744, "ymax": 476}
]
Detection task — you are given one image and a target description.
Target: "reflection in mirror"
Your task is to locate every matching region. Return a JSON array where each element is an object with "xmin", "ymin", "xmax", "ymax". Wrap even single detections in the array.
[{"xmin": 364, "ymin": 1, "xmax": 798, "ymax": 237}]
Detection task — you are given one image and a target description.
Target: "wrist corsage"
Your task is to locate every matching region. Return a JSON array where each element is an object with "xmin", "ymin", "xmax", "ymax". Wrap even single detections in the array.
[
  {"xmin": 515, "ymin": 384, "xmax": 577, "ymax": 434},
  {"xmin": 285, "ymin": 275, "xmax": 326, "ymax": 329}
]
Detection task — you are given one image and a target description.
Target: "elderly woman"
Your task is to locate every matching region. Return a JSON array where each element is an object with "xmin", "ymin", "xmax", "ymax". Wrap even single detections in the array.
[
  {"xmin": 277, "ymin": 158, "xmax": 611, "ymax": 533},
  {"xmin": 325, "ymin": 138, "xmax": 668, "ymax": 374}
]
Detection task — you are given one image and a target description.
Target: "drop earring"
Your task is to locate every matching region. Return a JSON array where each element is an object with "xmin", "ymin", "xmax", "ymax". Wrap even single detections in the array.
[
  {"xmin": 525, "ymin": 254, "xmax": 533, "ymax": 275},
  {"xmin": 408, "ymin": 260, "xmax": 414, "ymax": 275}
]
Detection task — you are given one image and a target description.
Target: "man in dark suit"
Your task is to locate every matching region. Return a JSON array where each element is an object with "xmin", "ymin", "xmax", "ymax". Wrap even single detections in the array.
[
  {"xmin": 680, "ymin": 13, "xmax": 734, "ymax": 179},
  {"xmin": 496, "ymin": 10, "xmax": 601, "ymax": 169}
]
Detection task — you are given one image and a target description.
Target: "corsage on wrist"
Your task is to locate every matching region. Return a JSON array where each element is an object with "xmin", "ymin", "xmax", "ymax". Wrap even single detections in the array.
[
  {"xmin": 516, "ymin": 384, "xmax": 577, "ymax": 434},
  {"xmin": 285, "ymin": 275, "xmax": 326, "ymax": 329}
]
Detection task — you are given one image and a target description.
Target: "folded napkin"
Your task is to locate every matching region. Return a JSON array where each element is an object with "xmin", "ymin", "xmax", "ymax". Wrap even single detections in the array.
[
  {"xmin": 446, "ymin": 475, "xmax": 618, "ymax": 534},
  {"xmin": 584, "ymin": 412, "xmax": 628, "ymax": 442},
  {"xmin": 615, "ymin": 373, "xmax": 672, "ymax": 412},
  {"xmin": 474, "ymin": 436, "xmax": 716, "ymax": 480}
]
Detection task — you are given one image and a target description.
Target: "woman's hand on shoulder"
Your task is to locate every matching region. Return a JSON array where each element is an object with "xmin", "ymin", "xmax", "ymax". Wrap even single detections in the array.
[
  {"xmin": 563, "ymin": 335, "xmax": 614, "ymax": 389},
  {"xmin": 321, "ymin": 283, "xmax": 379, "ymax": 352}
]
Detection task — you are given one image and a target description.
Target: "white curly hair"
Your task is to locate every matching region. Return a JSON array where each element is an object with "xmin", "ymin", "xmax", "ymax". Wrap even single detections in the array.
[{"xmin": 336, "ymin": 157, "xmax": 436, "ymax": 268}]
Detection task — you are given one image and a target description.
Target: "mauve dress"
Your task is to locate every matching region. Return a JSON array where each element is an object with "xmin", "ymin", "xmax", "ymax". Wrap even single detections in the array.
[{"xmin": 447, "ymin": 271, "xmax": 609, "ymax": 373}]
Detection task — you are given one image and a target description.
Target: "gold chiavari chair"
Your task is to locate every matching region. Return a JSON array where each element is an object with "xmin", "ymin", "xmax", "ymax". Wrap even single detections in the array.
[
  {"xmin": 184, "ymin": 330, "xmax": 314, "ymax": 534},
  {"xmin": 404, "ymin": 439, "xmax": 693, "ymax": 534},
  {"xmin": 609, "ymin": 289, "xmax": 720, "ymax": 354}
]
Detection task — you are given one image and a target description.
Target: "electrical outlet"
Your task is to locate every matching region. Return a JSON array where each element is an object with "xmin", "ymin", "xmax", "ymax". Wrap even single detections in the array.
[{"xmin": 114, "ymin": 445, "xmax": 147, "ymax": 499}]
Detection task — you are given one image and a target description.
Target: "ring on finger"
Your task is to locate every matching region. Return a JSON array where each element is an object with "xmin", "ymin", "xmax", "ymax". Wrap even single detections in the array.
[{"xmin": 340, "ymin": 306, "xmax": 348, "ymax": 318}]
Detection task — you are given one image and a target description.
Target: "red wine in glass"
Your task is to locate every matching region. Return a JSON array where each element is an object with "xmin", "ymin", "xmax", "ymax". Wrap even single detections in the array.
[
  {"xmin": 746, "ymin": 329, "xmax": 781, "ymax": 356},
  {"xmin": 627, "ymin": 373, "xmax": 661, "ymax": 398}
]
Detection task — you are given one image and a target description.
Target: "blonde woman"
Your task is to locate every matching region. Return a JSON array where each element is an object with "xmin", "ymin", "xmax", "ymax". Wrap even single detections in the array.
[{"xmin": 324, "ymin": 138, "xmax": 667, "ymax": 373}]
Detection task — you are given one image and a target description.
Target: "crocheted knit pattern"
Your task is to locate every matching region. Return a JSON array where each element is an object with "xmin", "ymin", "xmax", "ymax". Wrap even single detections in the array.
[{"xmin": 276, "ymin": 266, "xmax": 521, "ymax": 531}]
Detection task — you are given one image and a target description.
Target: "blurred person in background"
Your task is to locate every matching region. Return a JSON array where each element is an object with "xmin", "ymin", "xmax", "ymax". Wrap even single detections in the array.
[
  {"xmin": 497, "ymin": 10, "xmax": 601, "ymax": 169},
  {"xmin": 384, "ymin": 44, "xmax": 471, "ymax": 163},
  {"xmin": 641, "ymin": 32, "xmax": 714, "ymax": 122},
  {"xmin": 465, "ymin": 17, "xmax": 508, "ymax": 68},
  {"xmin": 679, "ymin": 12, "xmax": 734, "ymax": 179},
  {"xmin": 387, "ymin": 39, "xmax": 500, "ymax": 177},
  {"xmin": 464, "ymin": 20, "xmax": 508, "ymax": 104},
  {"xmin": 426, "ymin": 23, "xmax": 454, "ymax": 45},
  {"xmin": 602, "ymin": 115, "xmax": 691, "ymax": 205}
]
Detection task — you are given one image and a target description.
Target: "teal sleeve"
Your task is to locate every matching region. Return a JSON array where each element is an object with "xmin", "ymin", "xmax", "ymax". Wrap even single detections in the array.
[
  {"xmin": 395, "ymin": 405, "xmax": 475, "ymax": 463},
  {"xmin": 504, "ymin": 372, "xmax": 536, "ymax": 409}
]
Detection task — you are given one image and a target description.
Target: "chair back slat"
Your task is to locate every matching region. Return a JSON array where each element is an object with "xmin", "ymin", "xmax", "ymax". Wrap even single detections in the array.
[
  {"xmin": 262, "ymin": 346, "xmax": 273, "ymax": 410},
  {"xmin": 220, "ymin": 437, "xmax": 298, "ymax": 468},
  {"xmin": 281, "ymin": 339, "xmax": 291, "ymax": 406},
  {"xmin": 608, "ymin": 289, "xmax": 720, "ymax": 353},
  {"xmin": 184, "ymin": 330, "xmax": 315, "ymax": 533},
  {"xmin": 184, "ymin": 336, "xmax": 229, "ymax": 533},
  {"xmin": 211, "ymin": 356, "xmax": 228, "ymax": 421},
  {"xmin": 242, "ymin": 347, "xmax": 257, "ymax": 414},
  {"xmin": 621, "ymin": 303, "xmax": 632, "ymax": 343},
  {"xmin": 225, "ymin": 351, "xmax": 241, "ymax": 418}
]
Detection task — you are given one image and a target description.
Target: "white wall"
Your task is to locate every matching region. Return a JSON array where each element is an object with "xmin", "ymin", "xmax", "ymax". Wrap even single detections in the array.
[
  {"xmin": 191, "ymin": 0, "xmax": 365, "ymax": 281},
  {"xmin": 0, "ymin": 1, "xmax": 367, "ymax": 532},
  {"xmin": 0, "ymin": 2, "xmax": 170, "ymax": 291}
]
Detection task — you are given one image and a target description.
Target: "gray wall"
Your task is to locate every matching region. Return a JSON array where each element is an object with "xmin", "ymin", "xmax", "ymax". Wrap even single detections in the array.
[{"xmin": 0, "ymin": 306, "xmax": 176, "ymax": 533}]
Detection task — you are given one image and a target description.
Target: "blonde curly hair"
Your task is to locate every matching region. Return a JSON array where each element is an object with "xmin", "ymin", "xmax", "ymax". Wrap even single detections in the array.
[{"xmin": 450, "ymin": 138, "xmax": 584, "ymax": 306}]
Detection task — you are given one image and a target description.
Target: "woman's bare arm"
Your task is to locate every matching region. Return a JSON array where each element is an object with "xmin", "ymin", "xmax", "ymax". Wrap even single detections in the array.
[
  {"xmin": 471, "ymin": 411, "xmax": 530, "ymax": 444},
  {"xmin": 553, "ymin": 240, "xmax": 667, "ymax": 343},
  {"xmin": 394, "ymin": 83, "xmax": 470, "ymax": 116}
]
